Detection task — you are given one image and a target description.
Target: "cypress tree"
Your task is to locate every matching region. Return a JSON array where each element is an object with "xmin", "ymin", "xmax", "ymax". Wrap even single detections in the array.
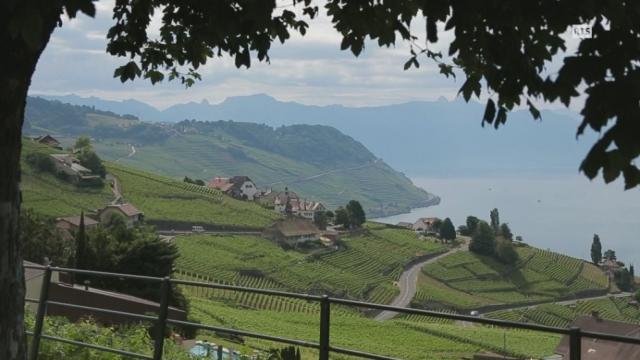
[{"xmin": 591, "ymin": 234, "xmax": 602, "ymax": 264}]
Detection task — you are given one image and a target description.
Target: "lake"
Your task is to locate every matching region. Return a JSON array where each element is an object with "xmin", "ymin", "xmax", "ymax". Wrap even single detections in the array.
[{"xmin": 374, "ymin": 176, "xmax": 640, "ymax": 267}]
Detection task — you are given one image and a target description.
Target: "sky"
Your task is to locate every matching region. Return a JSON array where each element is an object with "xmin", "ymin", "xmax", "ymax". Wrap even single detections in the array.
[{"xmin": 30, "ymin": 0, "xmax": 581, "ymax": 110}]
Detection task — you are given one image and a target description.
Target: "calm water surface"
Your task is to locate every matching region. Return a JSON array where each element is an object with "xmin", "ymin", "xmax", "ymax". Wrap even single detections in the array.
[{"xmin": 375, "ymin": 176, "xmax": 640, "ymax": 266}]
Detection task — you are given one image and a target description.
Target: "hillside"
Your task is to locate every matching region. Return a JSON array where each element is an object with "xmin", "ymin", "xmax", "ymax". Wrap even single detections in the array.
[
  {"xmin": 175, "ymin": 223, "xmax": 446, "ymax": 303},
  {"xmin": 23, "ymin": 97, "xmax": 438, "ymax": 217},
  {"xmin": 21, "ymin": 140, "xmax": 279, "ymax": 228},
  {"xmin": 414, "ymin": 244, "xmax": 609, "ymax": 311}
]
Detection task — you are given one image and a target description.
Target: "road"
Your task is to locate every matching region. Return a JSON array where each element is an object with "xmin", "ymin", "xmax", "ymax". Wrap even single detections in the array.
[
  {"xmin": 483, "ymin": 292, "xmax": 633, "ymax": 315},
  {"xmin": 157, "ymin": 230, "xmax": 262, "ymax": 236},
  {"xmin": 374, "ymin": 243, "xmax": 466, "ymax": 321},
  {"xmin": 105, "ymin": 174, "xmax": 123, "ymax": 205}
]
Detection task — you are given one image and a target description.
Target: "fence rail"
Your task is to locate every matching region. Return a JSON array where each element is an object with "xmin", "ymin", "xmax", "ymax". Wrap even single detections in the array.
[{"xmin": 24, "ymin": 264, "xmax": 640, "ymax": 360}]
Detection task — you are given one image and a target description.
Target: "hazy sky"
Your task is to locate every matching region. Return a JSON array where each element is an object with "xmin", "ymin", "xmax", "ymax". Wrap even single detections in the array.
[{"xmin": 30, "ymin": 1, "xmax": 580, "ymax": 110}]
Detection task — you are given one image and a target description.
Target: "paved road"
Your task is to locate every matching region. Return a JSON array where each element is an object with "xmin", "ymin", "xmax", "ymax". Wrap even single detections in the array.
[
  {"xmin": 157, "ymin": 230, "xmax": 262, "ymax": 236},
  {"xmin": 374, "ymin": 243, "xmax": 466, "ymax": 321}
]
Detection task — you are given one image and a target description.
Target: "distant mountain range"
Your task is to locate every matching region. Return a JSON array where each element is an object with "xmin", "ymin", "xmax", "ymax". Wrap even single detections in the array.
[{"xmin": 38, "ymin": 93, "xmax": 593, "ymax": 177}]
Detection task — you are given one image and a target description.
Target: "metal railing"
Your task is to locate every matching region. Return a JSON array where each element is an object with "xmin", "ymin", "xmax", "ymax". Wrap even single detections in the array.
[{"xmin": 24, "ymin": 264, "xmax": 640, "ymax": 360}]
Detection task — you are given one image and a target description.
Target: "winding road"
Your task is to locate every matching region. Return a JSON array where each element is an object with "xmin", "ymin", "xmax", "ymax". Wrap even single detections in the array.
[{"xmin": 374, "ymin": 243, "xmax": 467, "ymax": 321}]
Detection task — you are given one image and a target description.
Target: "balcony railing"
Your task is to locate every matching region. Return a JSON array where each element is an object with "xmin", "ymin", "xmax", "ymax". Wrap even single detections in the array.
[{"xmin": 23, "ymin": 264, "xmax": 640, "ymax": 360}]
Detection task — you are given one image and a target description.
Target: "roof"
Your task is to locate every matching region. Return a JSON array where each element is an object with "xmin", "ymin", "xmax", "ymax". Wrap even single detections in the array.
[
  {"xmin": 555, "ymin": 316, "xmax": 640, "ymax": 360},
  {"xmin": 269, "ymin": 189, "xmax": 300, "ymax": 205},
  {"xmin": 272, "ymin": 218, "xmax": 321, "ymax": 237},
  {"xmin": 35, "ymin": 135, "xmax": 60, "ymax": 146},
  {"xmin": 291, "ymin": 199, "xmax": 324, "ymax": 212},
  {"xmin": 57, "ymin": 216, "xmax": 99, "ymax": 227},
  {"xmin": 99, "ymin": 203, "xmax": 143, "ymax": 217},
  {"xmin": 70, "ymin": 163, "xmax": 92, "ymax": 174},
  {"xmin": 207, "ymin": 176, "xmax": 254, "ymax": 193}
]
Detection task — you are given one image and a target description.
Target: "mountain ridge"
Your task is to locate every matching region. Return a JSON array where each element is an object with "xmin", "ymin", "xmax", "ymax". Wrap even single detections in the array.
[{"xmin": 37, "ymin": 93, "xmax": 594, "ymax": 178}]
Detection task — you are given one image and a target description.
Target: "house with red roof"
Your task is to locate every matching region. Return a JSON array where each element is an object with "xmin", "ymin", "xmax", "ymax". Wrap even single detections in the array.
[{"xmin": 207, "ymin": 176, "xmax": 258, "ymax": 200}]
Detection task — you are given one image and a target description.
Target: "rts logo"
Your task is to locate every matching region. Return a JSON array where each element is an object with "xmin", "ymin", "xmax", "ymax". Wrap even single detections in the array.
[{"xmin": 571, "ymin": 24, "xmax": 592, "ymax": 39}]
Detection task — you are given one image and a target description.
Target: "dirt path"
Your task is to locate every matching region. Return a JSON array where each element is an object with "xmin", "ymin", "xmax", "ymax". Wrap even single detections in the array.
[
  {"xmin": 375, "ymin": 242, "xmax": 467, "ymax": 321},
  {"xmin": 106, "ymin": 174, "xmax": 122, "ymax": 205}
]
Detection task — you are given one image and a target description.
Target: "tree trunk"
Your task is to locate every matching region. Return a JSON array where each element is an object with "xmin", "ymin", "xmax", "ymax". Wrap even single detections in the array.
[{"xmin": 0, "ymin": 3, "xmax": 62, "ymax": 359}]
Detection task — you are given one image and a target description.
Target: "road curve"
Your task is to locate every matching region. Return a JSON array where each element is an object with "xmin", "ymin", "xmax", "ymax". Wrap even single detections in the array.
[{"xmin": 374, "ymin": 244, "xmax": 465, "ymax": 321}]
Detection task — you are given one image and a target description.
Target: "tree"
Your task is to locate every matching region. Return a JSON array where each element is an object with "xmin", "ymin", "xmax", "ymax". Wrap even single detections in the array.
[
  {"xmin": 591, "ymin": 234, "xmax": 603, "ymax": 264},
  {"xmin": 346, "ymin": 200, "xmax": 366, "ymax": 228},
  {"xmin": 439, "ymin": 217, "xmax": 456, "ymax": 242},
  {"xmin": 614, "ymin": 267, "xmax": 634, "ymax": 292},
  {"xmin": 75, "ymin": 212, "xmax": 87, "ymax": 271},
  {"xmin": 5, "ymin": 1, "xmax": 640, "ymax": 357},
  {"xmin": 77, "ymin": 146, "xmax": 106, "ymax": 178},
  {"xmin": 631, "ymin": 264, "xmax": 635, "ymax": 279},
  {"xmin": 465, "ymin": 216, "xmax": 480, "ymax": 235},
  {"xmin": 469, "ymin": 221, "xmax": 496, "ymax": 257},
  {"xmin": 495, "ymin": 238, "xmax": 519, "ymax": 265},
  {"xmin": 490, "ymin": 208, "xmax": 500, "ymax": 233},
  {"xmin": 604, "ymin": 249, "xmax": 617, "ymax": 261},
  {"xmin": 334, "ymin": 207, "xmax": 351, "ymax": 229},
  {"xmin": 500, "ymin": 223, "xmax": 513, "ymax": 241},
  {"xmin": 313, "ymin": 211, "xmax": 328, "ymax": 230},
  {"xmin": 74, "ymin": 136, "xmax": 92, "ymax": 151},
  {"xmin": 20, "ymin": 210, "xmax": 73, "ymax": 266}
]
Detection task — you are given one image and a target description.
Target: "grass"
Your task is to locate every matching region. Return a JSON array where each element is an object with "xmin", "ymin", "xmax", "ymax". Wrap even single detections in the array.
[
  {"xmin": 175, "ymin": 223, "xmax": 446, "ymax": 302},
  {"xmin": 418, "ymin": 244, "xmax": 609, "ymax": 309},
  {"xmin": 486, "ymin": 296, "xmax": 640, "ymax": 328}
]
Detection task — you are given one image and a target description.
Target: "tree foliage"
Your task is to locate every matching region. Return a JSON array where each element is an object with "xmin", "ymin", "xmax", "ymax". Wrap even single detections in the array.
[
  {"xmin": 469, "ymin": 221, "xmax": 496, "ymax": 257},
  {"xmin": 604, "ymin": 249, "xmax": 617, "ymax": 261},
  {"xmin": 334, "ymin": 206, "xmax": 350, "ymax": 229},
  {"xmin": 490, "ymin": 208, "xmax": 500, "ymax": 233},
  {"xmin": 20, "ymin": 210, "xmax": 73, "ymax": 266},
  {"xmin": 500, "ymin": 223, "xmax": 513, "ymax": 241},
  {"xmin": 439, "ymin": 217, "xmax": 456, "ymax": 242},
  {"xmin": 591, "ymin": 234, "xmax": 602, "ymax": 264},
  {"xmin": 345, "ymin": 200, "xmax": 366, "ymax": 228},
  {"xmin": 495, "ymin": 238, "xmax": 519, "ymax": 265}
]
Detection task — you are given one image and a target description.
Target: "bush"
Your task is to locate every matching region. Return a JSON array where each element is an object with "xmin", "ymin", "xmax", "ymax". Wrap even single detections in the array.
[
  {"xmin": 26, "ymin": 152, "xmax": 55, "ymax": 172},
  {"xmin": 495, "ymin": 239, "xmax": 519, "ymax": 265}
]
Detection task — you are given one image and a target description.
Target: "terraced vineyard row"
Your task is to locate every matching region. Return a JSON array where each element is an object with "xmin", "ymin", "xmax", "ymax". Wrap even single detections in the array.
[
  {"xmin": 419, "ymin": 245, "xmax": 608, "ymax": 309},
  {"xmin": 188, "ymin": 297, "xmax": 560, "ymax": 360},
  {"xmin": 175, "ymin": 225, "xmax": 445, "ymax": 304},
  {"xmin": 107, "ymin": 163, "xmax": 280, "ymax": 228},
  {"xmin": 486, "ymin": 297, "xmax": 640, "ymax": 327}
]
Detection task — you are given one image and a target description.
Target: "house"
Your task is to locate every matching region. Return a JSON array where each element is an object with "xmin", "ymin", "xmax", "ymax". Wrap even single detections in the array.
[
  {"xmin": 413, "ymin": 217, "xmax": 441, "ymax": 232},
  {"xmin": 271, "ymin": 188, "xmax": 300, "ymax": 213},
  {"xmin": 49, "ymin": 154, "xmax": 101, "ymax": 184},
  {"xmin": 289, "ymin": 199, "xmax": 326, "ymax": 220},
  {"xmin": 554, "ymin": 314, "xmax": 640, "ymax": 359},
  {"xmin": 96, "ymin": 203, "xmax": 143, "ymax": 228},
  {"xmin": 207, "ymin": 176, "xmax": 258, "ymax": 200},
  {"xmin": 23, "ymin": 261, "xmax": 186, "ymax": 325},
  {"xmin": 34, "ymin": 134, "xmax": 62, "ymax": 149},
  {"xmin": 56, "ymin": 215, "xmax": 99, "ymax": 232},
  {"xmin": 263, "ymin": 218, "xmax": 321, "ymax": 247}
]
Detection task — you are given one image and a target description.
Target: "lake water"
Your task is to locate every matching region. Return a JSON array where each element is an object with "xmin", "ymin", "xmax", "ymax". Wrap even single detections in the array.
[{"xmin": 374, "ymin": 176, "xmax": 640, "ymax": 267}]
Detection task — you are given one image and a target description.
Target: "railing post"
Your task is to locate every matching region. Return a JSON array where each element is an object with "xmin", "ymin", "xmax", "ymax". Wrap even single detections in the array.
[
  {"xmin": 29, "ymin": 266, "xmax": 52, "ymax": 360},
  {"xmin": 319, "ymin": 295, "xmax": 331, "ymax": 360},
  {"xmin": 569, "ymin": 327, "xmax": 581, "ymax": 360},
  {"xmin": 217, "ymin": 344, "xmax": 223, "ymax": 360},
  {"xmin": 152, "ymin": 277, "xmax": 171, "ymax": 360}
]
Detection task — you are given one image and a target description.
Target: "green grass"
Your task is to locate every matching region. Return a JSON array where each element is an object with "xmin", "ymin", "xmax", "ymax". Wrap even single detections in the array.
[
  {"xmin": 418, "ymin": 245, "xmax": 608, "ymax": 309},
  {"xmin": 175, "ymin": 223, "xmax": 446, "ymax": 303},
  {"xmin": 185, "ymin": 296, "xmax": 560, "ymax": 360},
  {"xmin": 487, "ymin": 296, "xmax": 640, "ymax": 328}
]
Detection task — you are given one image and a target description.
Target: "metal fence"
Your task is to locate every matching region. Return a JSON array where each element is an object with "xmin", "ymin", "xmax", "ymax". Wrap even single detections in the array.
[{"xmin": 24, "ymin": 264, "xmax": 640, "ymax": 360}]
